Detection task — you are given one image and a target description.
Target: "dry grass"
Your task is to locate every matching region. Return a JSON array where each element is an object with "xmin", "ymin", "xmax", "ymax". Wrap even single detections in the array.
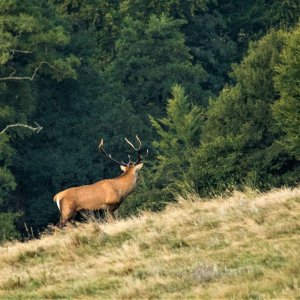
[{"xmin": 0, "ymin": 186, "xmax": 299, "ymax": 299}]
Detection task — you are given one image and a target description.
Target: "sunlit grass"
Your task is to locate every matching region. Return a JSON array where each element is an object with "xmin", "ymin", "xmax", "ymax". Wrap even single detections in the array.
[{"xmin": 0, "ymin": 186, "xmax": 299, "ymax": 299}]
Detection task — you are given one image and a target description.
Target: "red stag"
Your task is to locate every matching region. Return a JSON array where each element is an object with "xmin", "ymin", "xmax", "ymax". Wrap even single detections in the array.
[{"xmin": 53, "ymin": 136, "xmax": 148, "ymax": 227}]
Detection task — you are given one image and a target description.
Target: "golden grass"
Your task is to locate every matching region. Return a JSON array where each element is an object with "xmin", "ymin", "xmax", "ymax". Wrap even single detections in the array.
[{"xmin": 0, "ymin": 186, "xmax": 299, "ymax": 299}]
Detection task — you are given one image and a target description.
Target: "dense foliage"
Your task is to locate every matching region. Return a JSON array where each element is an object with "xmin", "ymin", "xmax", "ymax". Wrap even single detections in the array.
[
  {"xmin": 188, "ymin": 30, "xmax": 300, "ymax": 194},
  {"xmin": 0, "ymin": 0, "xmax": 299, "ymax": 241}
]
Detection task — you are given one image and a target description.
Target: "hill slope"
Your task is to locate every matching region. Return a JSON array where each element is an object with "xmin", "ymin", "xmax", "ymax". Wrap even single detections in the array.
[{"xmin": 0, "ymin": 187, "xmax": 300, "ymax": 299}]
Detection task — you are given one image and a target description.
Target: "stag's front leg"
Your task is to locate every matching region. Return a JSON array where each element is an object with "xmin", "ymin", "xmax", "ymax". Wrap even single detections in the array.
[
  {"xmin": 107, "ymin": 205, "xmax": 119, "ymax": 222},
  {"xmin": 107, "ymin": 209, "xmax": 115, "ymax": 222},
  {"xmin": 58, "ymin": 218, "xmax": 66, "ymax": 229}
]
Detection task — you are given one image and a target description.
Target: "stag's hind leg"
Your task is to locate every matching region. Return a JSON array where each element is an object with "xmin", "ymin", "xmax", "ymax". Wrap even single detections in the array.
[{"xmin": 58, "ymin": 200, "xmax": 77, "ymax": 228}]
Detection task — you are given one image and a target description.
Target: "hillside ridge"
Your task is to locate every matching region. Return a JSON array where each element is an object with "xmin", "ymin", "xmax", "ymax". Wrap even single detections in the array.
[{"xmin": 0, "ymin": 187, "xmax": 299, "ymax": 299}]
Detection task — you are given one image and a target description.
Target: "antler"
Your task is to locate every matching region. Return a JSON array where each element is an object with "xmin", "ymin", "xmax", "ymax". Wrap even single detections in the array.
[
  {"xmin": 125, "ymin": 135, "xmax": 149, "ymax": 165},
  {"xmin": 99, "ymin": 139, "xmax": 127, "ymax": 166},
  {"xmin": 99, "ymin": 136, "xmax": 149, "ymax": 166}
]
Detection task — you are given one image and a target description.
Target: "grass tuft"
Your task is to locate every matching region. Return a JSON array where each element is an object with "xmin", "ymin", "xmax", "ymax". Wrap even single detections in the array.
[{"xmin": 192, "ymin": 263, "xmax": 220, "ymax": 283}]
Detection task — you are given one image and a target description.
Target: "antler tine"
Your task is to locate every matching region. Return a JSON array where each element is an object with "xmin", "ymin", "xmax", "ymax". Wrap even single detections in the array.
[
  {"xmin": 121, "ymin": 155, "xmax": 131, "ymax": 165},
  {"xmin": 99, "ymin": 139, "xmax": 104, "ymax": 148},
  {"xmin": 144, "ymin": 148, "xmax": 149, "ymax": 158},
  {"xmin": 134, "ymin": 137, "xmax": 149, "ymax": 165},
  {"xmin": 99, "ymin": 139, "xmax": 127, "ymax": 166},
  {"xmin": 125, "ymin": 135, "xmax": 142, "ymax": 150},
  {"xmin": 135, "ymin": 135, "xmax": 142, "ymax": 150},
  {"xmin": 125, "ymin": 137, "xmax": 138, "ymax": 150},
  {"xmin": 139, "ymin": 148, "xmax": 149, "ymax": 161}
]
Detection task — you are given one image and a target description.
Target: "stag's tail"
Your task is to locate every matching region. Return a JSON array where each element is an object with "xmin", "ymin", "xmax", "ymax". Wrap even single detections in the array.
[{"xmin": 53, "ymin": 194, "xmax": 61, "ymax": 211}]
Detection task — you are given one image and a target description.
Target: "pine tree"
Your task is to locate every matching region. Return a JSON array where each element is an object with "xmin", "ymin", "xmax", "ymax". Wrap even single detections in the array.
[
  {"xmin": 119, "ymin": 85, "xmax": 204, "ymax": 215},
  {"xmin": 150, "ymin": 84, "xmax": 203, "ymax": 195}
]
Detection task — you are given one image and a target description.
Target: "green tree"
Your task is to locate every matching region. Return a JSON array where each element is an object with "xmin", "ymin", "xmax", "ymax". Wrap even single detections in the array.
[
  {"xmin": 50, "ymin": 0, "xmax": 121, "ymax": 65},
  {"xmin": 0, "ymin": 0, "xmax": 80, "ymax": 140},
  {"xmin": 119, "ymin": 0, "xmax": 210, "ymax": 20},
  {"xmin": 0, "ymin": 133, "xmax": 17, "ymax": 241},
  {"xmin": 183, "ymin": 5, "xmax": 237, "ymax": 95},
  {"xmin": 218, "ymin": 0, "xmax": 300, "ymax": 56},
  {"xmin": 0, "ymin": 0, "xmax": 79, "ymax": 138},
  {"xmin": 189, "ymin": 30, "xmax": 299, "ymax": 195},
  {"xmin": 273, "ymin": 25, "xmax": 300, "ymax": 159},
  {"xmin": 119, "ymin": 85, "xmax": 204, "ymax": 215},
  {"xmin": 0, "ymin": 123, "xmax": 42, "ymax": 241},
  {"xmin": 150, "ymin": 85, "xmax": 204, "ymax": 195},
  {"xmin": 0, "ymin": 0, "xmax": 79, "ymax": 240},
  {"xmin": 104, "ymin": 14, "xmax": 208, "ymax": 118}
]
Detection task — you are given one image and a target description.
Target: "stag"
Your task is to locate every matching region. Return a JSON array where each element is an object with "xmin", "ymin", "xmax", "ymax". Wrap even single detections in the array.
[{"xmin": 53, "ymin": 136, "xmax": 148, "ymax": 227}]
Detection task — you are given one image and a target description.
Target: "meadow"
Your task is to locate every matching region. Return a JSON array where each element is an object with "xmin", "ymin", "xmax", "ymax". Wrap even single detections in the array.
[{"xmin": 0, "ymin": 186, "xmax": 299, "ymax": 299}]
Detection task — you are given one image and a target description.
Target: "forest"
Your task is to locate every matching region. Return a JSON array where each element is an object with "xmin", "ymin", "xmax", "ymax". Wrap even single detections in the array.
[{"xmin": 0, "ymin": 0, "xmax": 299, "ymax": 241}]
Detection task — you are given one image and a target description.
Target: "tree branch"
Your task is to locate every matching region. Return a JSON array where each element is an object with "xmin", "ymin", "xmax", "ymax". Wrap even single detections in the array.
[
  {"xmin": 0, "ymin": 61, "xmax": 58, "ymax": 81},
  {"xmin": 10, "ymin": 49, "xmax": 33, "ymax": 54},
  {"xmin": 0, "ymin": 122, "xmax": 43, "ymax": 135}
]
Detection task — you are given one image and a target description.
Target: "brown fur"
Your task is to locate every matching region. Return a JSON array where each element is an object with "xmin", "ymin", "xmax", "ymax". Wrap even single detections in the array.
[{"xmin": 53, "ymin": 164, "xmax": 143, "ymax": 227}]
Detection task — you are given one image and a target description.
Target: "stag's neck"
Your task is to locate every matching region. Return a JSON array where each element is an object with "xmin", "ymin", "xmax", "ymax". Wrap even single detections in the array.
[{"xmin": 115, "ymin": 171, "xmax": 137, "ymax": 197}]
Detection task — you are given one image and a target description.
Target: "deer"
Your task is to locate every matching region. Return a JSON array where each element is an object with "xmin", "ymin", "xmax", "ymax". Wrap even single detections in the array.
[{"xmin": 53, "ymin": 136, "xmax": 148, "ymax": 228}]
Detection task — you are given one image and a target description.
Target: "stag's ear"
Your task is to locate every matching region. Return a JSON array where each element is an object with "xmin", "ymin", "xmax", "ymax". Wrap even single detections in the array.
[
  {"xmin": 120, "ymin": 165, "xmax": 127, "ymax": 172},
  {"xmin": 135, "ymin": 163, "xmax": 144, "ymax": 171}
]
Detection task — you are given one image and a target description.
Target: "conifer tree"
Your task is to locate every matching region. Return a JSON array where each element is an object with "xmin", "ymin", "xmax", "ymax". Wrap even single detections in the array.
[
  {"xmin": 119, "ymin": 85, "xmax": 204, "ymax": 215},
  {"xmin": 150, "ymin": 84, "xmax": 203, "ymax": 195}
]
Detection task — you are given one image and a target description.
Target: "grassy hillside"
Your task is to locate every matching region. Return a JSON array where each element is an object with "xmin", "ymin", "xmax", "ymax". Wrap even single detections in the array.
[{"xmin": 0, "ymin": 187, "xmax": 300, "ymax": 299}]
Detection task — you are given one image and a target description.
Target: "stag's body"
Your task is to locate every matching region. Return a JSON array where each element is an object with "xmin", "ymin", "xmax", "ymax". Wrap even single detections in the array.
[
  {"xmin": 54, "ymin": 166, "xmax": 140, "ymax": 226},
  {"xmin": 54, "ymin": 136, "xmax": 147, "ymax": 227}
]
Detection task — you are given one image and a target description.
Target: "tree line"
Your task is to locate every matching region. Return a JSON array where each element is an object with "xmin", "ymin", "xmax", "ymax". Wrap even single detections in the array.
[{"xmin": 0, "ymin": 0, "xmax": 299, "ymax": 241}]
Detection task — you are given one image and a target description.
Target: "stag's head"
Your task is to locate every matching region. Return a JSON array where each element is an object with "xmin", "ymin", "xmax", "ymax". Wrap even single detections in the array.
[{"xmin": 99, "ymin": 135, "xmax": 148, "ymax": 175}]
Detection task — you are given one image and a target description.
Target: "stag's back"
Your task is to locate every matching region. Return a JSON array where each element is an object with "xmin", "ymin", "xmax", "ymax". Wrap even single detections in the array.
[{"xmin": 53, "ymin": 171, "xmax": 137, "ymax": 211}]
